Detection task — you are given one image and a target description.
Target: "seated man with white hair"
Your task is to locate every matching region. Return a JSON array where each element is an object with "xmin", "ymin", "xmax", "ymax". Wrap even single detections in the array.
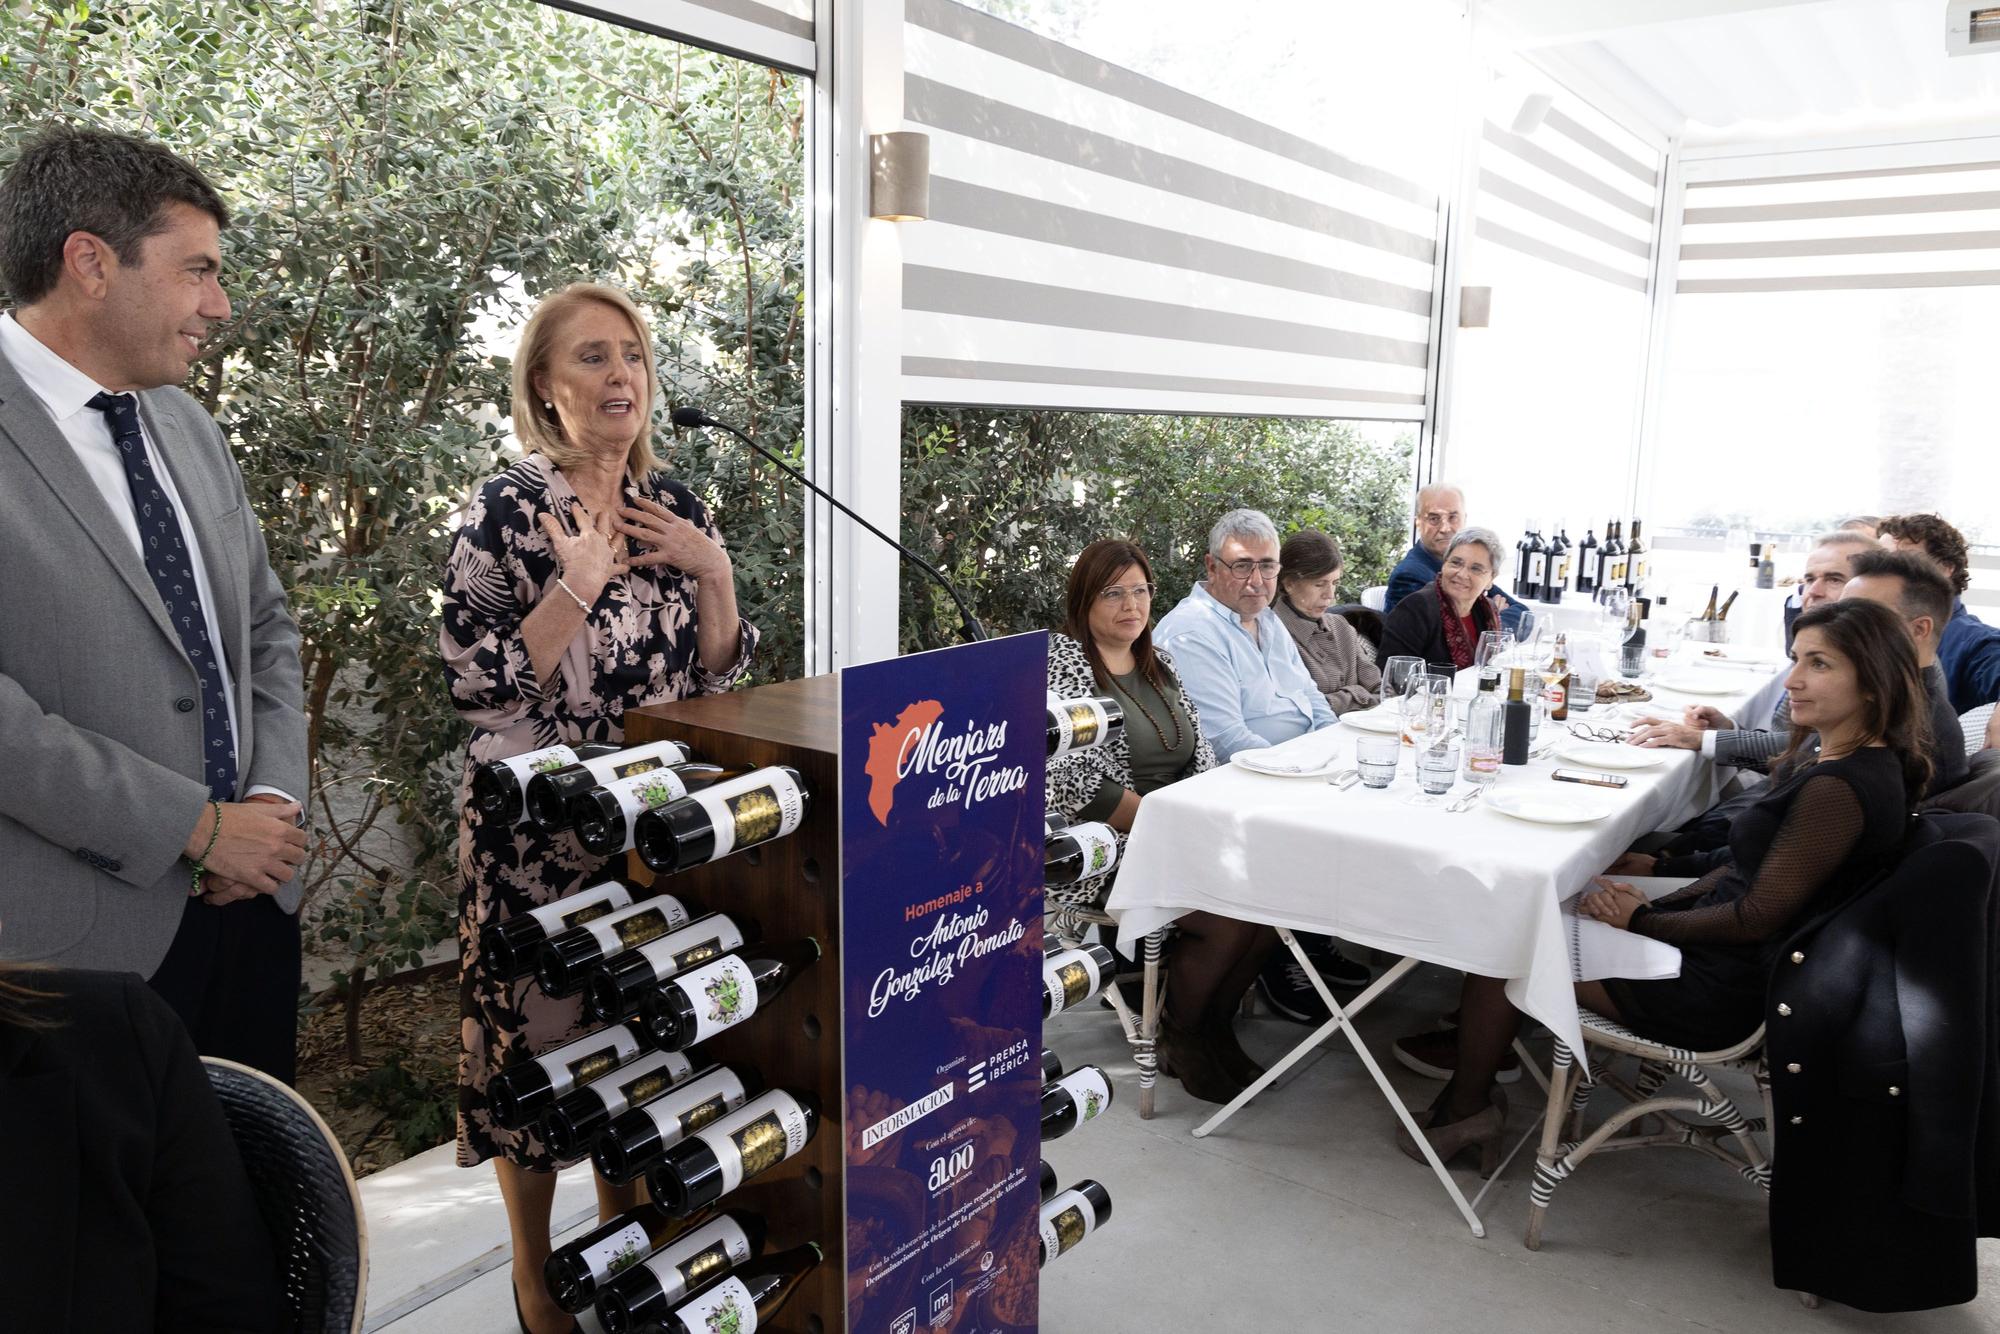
[{"xmin": 1155, "ymin": 507, "xmax": 1372, "ymax": 1013}]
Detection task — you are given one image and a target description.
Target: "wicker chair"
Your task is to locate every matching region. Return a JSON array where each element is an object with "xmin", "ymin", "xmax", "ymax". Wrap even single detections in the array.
[
  {"xmin": 1046, "ymin": 889, "xmax": 1168, "ymax": 1119},
  {"xmin": 1523, "ymin": 1013, "xmax": 1771, "ymax": 1251},
  {"xmin": 202, "ymin": 1058, "xmax": 369, "ymax": 1333}
]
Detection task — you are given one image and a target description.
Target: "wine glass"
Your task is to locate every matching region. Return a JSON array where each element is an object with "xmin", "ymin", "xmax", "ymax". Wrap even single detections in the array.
[
  {"xmin": 1474, "ymin": 631, "xmax": 1511, "ymax": 673},
  {"xmin": 1513, "ymin": 609, "xmax": 1543, "ymax": 663},
  {"xmin": 1402, "ymin": 672, "xmax": 1451, "ymax": 747},
  {"xmin": 1382, "ymin": 654, "xmax": 1425, "ymax": 700},
  {"xmin": 1598, "ymin": 585, "xmax": 1631, "ymax": 638}
]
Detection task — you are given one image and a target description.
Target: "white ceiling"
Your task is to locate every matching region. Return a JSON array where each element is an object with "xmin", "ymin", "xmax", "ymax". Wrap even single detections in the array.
[{"xmin": 1480, "ymin": 0, "xmax": 2000, "ymax": 145}]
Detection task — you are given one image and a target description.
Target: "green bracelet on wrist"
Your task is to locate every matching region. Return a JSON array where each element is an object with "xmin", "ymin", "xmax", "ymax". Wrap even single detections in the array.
[{"xmin": 188, "ymin": 800, "xmax": 223, "ymax": 895}]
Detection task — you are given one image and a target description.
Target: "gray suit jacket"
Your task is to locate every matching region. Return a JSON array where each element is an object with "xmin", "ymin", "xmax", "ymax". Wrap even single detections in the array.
[{"xmin": 0, "ymin": 342, "xmax": 307, "ymax": 975}]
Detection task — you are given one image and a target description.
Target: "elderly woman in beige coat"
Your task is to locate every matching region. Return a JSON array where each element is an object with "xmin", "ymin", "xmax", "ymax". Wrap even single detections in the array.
[{"xmin": 1271, "ymin": 529, "xmax": 1381, "ymax": 715}]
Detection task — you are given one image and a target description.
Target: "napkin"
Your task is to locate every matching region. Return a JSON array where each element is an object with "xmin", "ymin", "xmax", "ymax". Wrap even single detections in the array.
[
  {"xmin": 1232, "ymin": 726, "xmax": 1348, "ymax": 774},
  {"xmin": 1563, "ymin": 876, "xmax": 1691, "ymax": 982}
]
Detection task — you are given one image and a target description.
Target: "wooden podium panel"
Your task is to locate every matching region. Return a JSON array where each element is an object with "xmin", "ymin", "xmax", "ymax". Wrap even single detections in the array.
[{"xmin": 626, "ymin": 673, "xmax": 843, "ymax": 1334}]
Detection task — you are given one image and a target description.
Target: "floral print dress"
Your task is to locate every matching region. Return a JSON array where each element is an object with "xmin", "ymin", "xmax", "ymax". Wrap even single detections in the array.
[{"xmin": 440, "ymin": 451, "xmax": 756, "ymax": 1169}]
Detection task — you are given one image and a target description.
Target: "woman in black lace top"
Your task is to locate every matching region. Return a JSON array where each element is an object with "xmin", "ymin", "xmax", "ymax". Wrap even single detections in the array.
[{"xmin": 1399, "ymin": 598, "xmax": 1932, "ymax": 1172}]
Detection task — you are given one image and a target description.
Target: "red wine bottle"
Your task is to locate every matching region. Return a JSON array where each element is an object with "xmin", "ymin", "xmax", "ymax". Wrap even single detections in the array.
[
  {"xmin": 479, "ymin": 878, "xmax": 633, "ymax": 982},
  {"xmin": 543, "ymin": 1203, "xmax": 729, "ymax": 1315},
  {"xmin": 1039, "ymin": 1180, "xmax": 1113, "ymax": 1266},
  {"xmin": 585, "ymin": 912, "xmax": 755, "ymax": 1024},
  {"xmin": 523, "ymin": 740, "xmax": 694, "ymax": 831},
  {"xmin": 540, "ymin": 1047, "xmax": 697, "ymax": 1161},
  {"xmin": 655, "ymin": 1243, "xmax": 821, "ymax": 1334},
  {"xmin": 1042, "ymin": 1047, "xmax": 1063, "ymax": 1083},
  {"xmin": 593, "ymin": 1212, "xmax": 769, "ymax": 1333},
  {"xmin": 592, "ymin": 1063, "xmax": 760, "ymax": 1185},
  {"xmin": 536, "ymin": 893, "xmax": 693, "ymax": 997},
  {"xmin": 1041, "ymin": 1065, "xmax": 1113, "ymax": 1140},
  {"xmin": 646, "ymin": 1090, "xmax": 822, "ymax": 1217},
  {"xmin": 638, "ymin": 940, "xmax": 820, "ymax": 1053},
  {"xmin": 1038, "ymin": 1158, "xmax": 1059, "ymax": 1203},
  {"xmin": 472, "ymin": 741, "xmax": 621, "ymax": 823},
  {"xmin": 1042, "ymin": 943, "xmax": 1116, "ymax": 1017},
  {"xmin": 570, "ymin": 763, "xmax": 755, "ymax": 858},
  {"xmin": 1045, "ymin": 821, "xmax": 1118, "ymax": 886},
  {"xmin": 633, "ymin": 766, "xmax": 809, "ymax": 874},
  {"xmin": 1047, "ymin": 692, "xmax": 1124, "ymax": 758},
  {"xmin": 489, "ymin": 1020, "xmax": 650, "ymax": 1131}
]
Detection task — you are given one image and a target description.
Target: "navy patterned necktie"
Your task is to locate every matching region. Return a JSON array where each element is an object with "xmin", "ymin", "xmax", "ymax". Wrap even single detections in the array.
[{"xmin": 88, "ymin": 391, "xmax": 238, "ymax": 801}]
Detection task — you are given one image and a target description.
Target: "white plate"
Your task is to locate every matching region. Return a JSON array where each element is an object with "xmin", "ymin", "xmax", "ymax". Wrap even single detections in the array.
[
  {"xmin": 1556, "ymin": 739, "xmax": 1667, "ymax": 770},
  {"xmin": 1230, "ymin": 752, "xmax": 1347, "ymax": 779},
  {"xmin": 1485, "ymin": 786, "xmax": 1615, "ymax": 825},
  {"xmin": 1652, "ymin": 673, "xmax": 1744, "ymax": 696},
  {"xmin": 1342, "ymin": 707, "xmax": 1405, "ymax": 735},
  {"xmin": 1691, "ymin": 651, "xmax": 1781, "ymax": 670}
]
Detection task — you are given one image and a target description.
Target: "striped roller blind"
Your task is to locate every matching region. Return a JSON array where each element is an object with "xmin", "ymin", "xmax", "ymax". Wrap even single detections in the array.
[
  {"xmin": 1472, "ymin": 81, "xmax": 1662, "ymax": 294},
  {"xmin": 898, "ymin": 0, "xmax": 1441, "ymax": 419},
  {"xmin": 562, "ymin": 0, "xmax": 814, "ymax": 75},
  {"xmin": 1678, "ymin": 160, "xmax": 2000, "ymax": 294}
]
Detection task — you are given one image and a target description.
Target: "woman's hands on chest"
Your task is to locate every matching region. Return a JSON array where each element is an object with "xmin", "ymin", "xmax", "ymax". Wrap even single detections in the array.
[{"xmin": 618, "ymin": 493, "xmax": 729, "ymax": 581}]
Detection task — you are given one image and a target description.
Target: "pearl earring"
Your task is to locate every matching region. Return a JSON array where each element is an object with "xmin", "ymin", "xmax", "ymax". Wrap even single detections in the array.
[{"xmin": 544, "ymin": 401, "xmax": 554, "ymax": 411}]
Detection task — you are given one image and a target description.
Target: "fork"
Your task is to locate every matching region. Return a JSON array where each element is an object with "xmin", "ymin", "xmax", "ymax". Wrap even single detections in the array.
[{"xmin": 1446, "ymin": 786, "xmax": 1486, "ymax": 814}]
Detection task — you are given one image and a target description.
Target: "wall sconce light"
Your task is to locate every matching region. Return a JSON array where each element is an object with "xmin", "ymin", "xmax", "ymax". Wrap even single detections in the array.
[
  {"xmin": 870, "ymin": 131, "xmax": 930, "ymax": 221},
  {"xmin": 1459, "ymin": 286, "xmax": 1493, "ymax": 328},
  {"xmin": 1510, "ymin": 92, "xmax": 1553, "ymax": 136}
]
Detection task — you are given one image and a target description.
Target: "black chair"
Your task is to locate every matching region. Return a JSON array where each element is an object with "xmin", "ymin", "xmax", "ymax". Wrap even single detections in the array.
[
  {"xmin": 1330, "ymin": 603, "xmax": 1384, "ymax": 653},
  {"xmin": 202, "ymin": 1058, "xmax": 368, "ymax": 1333}
]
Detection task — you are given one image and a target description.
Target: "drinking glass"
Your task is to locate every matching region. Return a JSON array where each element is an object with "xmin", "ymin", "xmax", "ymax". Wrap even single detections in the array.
[
  {"xmin": 1474, "ymin": 631, "xmax": 1509, "ymax": 672},
  {"xmin": 1598, "ymin": 585, "xmax": 1630, "ymax": 637},
  {"xmin": 1402, "ymin": 673, "xmax": 1450, "ymax": 746},
  {"xmin": 1570, "ymin": 663, "xmax": 1599, "ymax": 714},
  {"xmin": 1408, "ymin": 740, "xmax": 1461, "ymax": 806},
  {"xmin": 1382, "ymin": 654, "xmax": 1425, "ymax": 699},
  {"xmin": 1356, "ymin": 734, "xmax": 1400, "ymax": 788}
]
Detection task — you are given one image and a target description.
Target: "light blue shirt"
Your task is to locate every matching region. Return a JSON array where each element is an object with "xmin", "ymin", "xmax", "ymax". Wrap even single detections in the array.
[{"xmin": 1154, "ymin": 581, "xmax": 1337, "ymax": 760}]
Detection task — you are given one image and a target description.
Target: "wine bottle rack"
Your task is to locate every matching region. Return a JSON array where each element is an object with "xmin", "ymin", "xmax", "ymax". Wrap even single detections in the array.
[{"xmin": 625, "ymin": 673, "xmax": 843, "ymax": 1333}]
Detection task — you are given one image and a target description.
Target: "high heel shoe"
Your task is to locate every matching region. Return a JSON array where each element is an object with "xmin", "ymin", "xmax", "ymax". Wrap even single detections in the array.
[
  {"xmin": 1395, "ymin": 1101, "xmax": 1505, "ymax": 1178},
  {"xmin": 1157, "ymin": 1012, "xmax": 1248, "ymax": 1104}
]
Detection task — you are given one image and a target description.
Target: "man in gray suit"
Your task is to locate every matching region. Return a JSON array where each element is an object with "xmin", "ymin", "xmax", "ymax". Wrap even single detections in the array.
[{"xmin": 0, "ymin": 127, "xmax": 309, "ymax": 1080}]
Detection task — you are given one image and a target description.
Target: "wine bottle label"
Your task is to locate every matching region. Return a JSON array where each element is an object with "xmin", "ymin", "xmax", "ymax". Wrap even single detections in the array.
[
  {"xmin": 636, "ymin": 1066, "xmax": 750, "ymax": 1145},
  {"xmin": 1043, "ymin": 949, "xmax": 1104, "ymax": 1016},
  {"xmin": 685, "ymin": 768, "xmax": 806, "ymax": 860},
  {"xmin": 1050, "ymin": 1067, "xmax": 1110, "ymax": 1124},
  {"xmin": 641, "ymin": 1216, "xmax": 754, "ymax": 1305},
  {"xmin": 501, "ymin": 744, "xmax": 581, "ymax": 790},
  {"xmin": 521, "ymin": 880, "xmax": 633, "ymax": 934},
  {"xmin": 1040, "ymin": 1192, "xmax": 1097, "ymax": 1261},
  {"xmin": 670, "ymin": 954, "xmax": 761, "ymax": 1044},
  {"xmin": 607, "ymin": 768, "xmax": 693, "ymax": 832},
  {"xmin": 532, "ymin": 1026, "xmax": 643, "ymax": 1096},
  {"xmin": 1063, "ymin": 823, "xmax": 1118, "ymax": 879},
  {"xmin": 577, "ymin": 1221, "xmax": 653, "ymax": 1283},
  {"xmin": 588, "ymin": 1048, "xmax": 697, "ymax": 1117},
  {"xmin": 631, "ymin": 915, "xmax": 748, "ymax": 982},
  {"xmin": 1528, "ymin": 553, "xmax": 1546, "ymax": 584},
  {"xmin": 581, "ymin": 896, "xmax": 692, "ymax": 955},
  {"xmin": 693, "ymin": 1090, "xmax": 812, "ymax": 1195},
  {"xmin": 1466, "ymin": 746, "xmax": 1501, "ymax": 776},
  {"xmin": 1059, "ymin": 698, "xmax": 1106, "ymax": 750},
  {"xmin": 581, "ymin": 741, "xmax": 689, "ymax": 786},
  {"xmin": 672, "ymin": 1276, "xmax": 759, "ymax": 1334}
]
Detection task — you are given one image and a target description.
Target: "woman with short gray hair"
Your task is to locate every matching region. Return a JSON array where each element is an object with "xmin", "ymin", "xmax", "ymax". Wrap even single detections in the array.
[{"xmin": 1378, "ymin": 526, "xmax": 1507, "ymax": 674}]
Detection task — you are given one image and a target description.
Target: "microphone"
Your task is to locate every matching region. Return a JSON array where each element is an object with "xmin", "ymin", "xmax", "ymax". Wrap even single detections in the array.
[{"xmin": 671, "ymin": 405, "xmax": 987, "ymax": 643}]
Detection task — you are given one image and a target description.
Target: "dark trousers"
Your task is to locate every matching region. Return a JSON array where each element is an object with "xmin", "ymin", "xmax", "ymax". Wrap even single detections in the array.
[{"xmin": 147, "ymin": 894, "xmax": 302, "ymax": 1086}]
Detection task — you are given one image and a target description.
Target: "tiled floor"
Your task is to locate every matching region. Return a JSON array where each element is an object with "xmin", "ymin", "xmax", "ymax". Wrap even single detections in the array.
[{"xmin": 363, "ymin": 962, "xmax": 2000, "ymax": 1332}]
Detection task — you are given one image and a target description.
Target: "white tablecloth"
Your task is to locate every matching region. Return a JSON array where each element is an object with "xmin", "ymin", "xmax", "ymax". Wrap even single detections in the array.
[{"xmin": 1107, "ymin": 658, "xmax": 1791, "ymax": 1064}]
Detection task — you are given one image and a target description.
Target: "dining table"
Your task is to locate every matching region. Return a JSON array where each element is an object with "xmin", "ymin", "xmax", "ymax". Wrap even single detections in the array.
[{"xmin": 1106, "ymin": 645, "xmax": 1793, "ymax": 1237}]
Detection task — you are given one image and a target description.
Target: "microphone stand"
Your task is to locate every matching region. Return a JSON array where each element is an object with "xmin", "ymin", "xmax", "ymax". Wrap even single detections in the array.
[{"xmin": 673, "ymin": 408, "xmax": 987, "ymax": 644}]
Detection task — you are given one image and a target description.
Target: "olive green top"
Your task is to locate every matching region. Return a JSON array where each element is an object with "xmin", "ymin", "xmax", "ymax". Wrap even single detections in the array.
[{"xmin": 1078, "ymin": 668, "xmax": 1198, "ymax": 821}]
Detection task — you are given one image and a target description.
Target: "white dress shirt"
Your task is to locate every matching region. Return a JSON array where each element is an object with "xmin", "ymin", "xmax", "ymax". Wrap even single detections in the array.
[{"xmin": 1, "ymin": 311, "xmax": 288, "ymax": 804}]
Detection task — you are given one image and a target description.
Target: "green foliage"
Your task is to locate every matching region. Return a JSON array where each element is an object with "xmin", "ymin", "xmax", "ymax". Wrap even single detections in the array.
[
  {"xmin": 899, "ymin": 408, "xmax": 1415, "ymax": 651},
  {"xmin": 2, "ymin": 0, "xmax": 804, "ymax": 986},
  {"xmin": 335, "ymin": 1049, "xmax": 455, "ymax": 1158}
]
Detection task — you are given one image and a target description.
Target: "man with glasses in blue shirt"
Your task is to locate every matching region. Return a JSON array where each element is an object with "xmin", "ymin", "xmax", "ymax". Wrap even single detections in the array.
[{"xmin": 1156, "ymin": 508, "xmax": 1372, "ymax": 1013}]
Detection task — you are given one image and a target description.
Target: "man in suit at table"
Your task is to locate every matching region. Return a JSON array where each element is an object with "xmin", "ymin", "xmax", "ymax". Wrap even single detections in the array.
[{"xmin": 0, "ymin": 127, "xmax": 309, "ymax": 1081}]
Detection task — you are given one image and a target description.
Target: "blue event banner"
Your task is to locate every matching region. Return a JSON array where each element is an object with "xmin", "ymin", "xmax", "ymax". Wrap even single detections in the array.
[{"xmin": 841, "ymin": 632, "xmax": 1047, "ymax": 1334}]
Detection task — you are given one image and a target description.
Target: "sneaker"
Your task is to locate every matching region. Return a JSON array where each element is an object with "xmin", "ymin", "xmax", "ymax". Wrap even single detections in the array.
[
  {"xmin": 1254, "ymin": 949, "xmax": 1370, "ymax": 1025},
  {"xmin": 1391, "ymin": 1029, "xmax": 1522, "ymax": 1083}
]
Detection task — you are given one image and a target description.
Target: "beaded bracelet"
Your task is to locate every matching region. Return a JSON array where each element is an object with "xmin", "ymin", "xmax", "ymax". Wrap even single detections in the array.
[
  {"xmin": 188, "ymin": 800, "xmax": 222, "ymax": 895},
  {"xmin": 555, "ymin": 577, "xmax": 592, "ymax": 613}
]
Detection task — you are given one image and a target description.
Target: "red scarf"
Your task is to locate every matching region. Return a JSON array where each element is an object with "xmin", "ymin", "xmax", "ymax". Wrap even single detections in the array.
[{"xmin": 1438, "ymin": 587, "xmax": 1489, "ymax": 671}]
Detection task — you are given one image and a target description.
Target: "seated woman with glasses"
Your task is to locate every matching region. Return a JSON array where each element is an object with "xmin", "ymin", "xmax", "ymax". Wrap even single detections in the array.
[
  {"xmin": 1047, "ymin": 538, "xmax": 1276, "ymax": 1105},
  {"xmin": 1272, "ymin": 529, "xmax": 1381, "ymax": 716},
  {"xmin": 1378, "ymin": 527, "xmax": 1506, "ymax": 676},
  {"xmin": 1393, "ymin": 597, "xmax": 1928, "ymax": 1175}
]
